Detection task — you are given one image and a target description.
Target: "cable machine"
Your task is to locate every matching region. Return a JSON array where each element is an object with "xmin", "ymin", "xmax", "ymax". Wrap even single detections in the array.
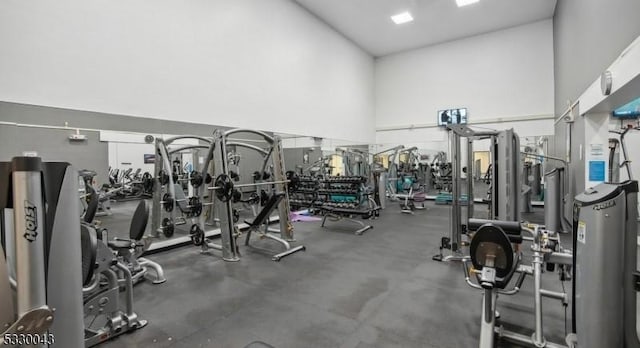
[{"xmin": 434, "ymin": 125, "xmax": 521, "ymax": 262}]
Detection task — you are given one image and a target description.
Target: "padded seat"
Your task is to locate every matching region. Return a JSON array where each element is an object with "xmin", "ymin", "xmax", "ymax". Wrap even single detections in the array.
[
  {"xmin": 84, "ymin": 191, "xmax": 100, "ymax": 223},
  {"xmin": 173, "ymin": 184, "xmax": 192, "ymax": 214},
  {"xmin": 108, "ymin": 200, "xmax": 149, "ymax": 248},
  {"xmin": 79, "ymin": 169, "xmax": 97, "ymax": 179},
  {"xmin": 413, "ymin": 192, "xmax": 426, "ymax": 202},
  {"xmin": 322, "ymin": 206, "xmax": 372, "ymax": 215},
  {"xmin": 80, "ymin": 224, "xmax": 98, "ymax": 286},
  {"xmin": 108, "ymin": 240, "xmax": 136, "ymax": 249},
  {"xmin": 245, "ymin": 192, "xmax": 285, "ymax": 227},
  {"xmin": 469, "ymin": 223, "xmax": 519, "ymax": 289},
  {"xmin": 468, "ymin": 218, "xmax": 523, "ymax": 244},
  {"xmin": 129, "ymin": 200, "xmax": 149, "ymax": 241}
]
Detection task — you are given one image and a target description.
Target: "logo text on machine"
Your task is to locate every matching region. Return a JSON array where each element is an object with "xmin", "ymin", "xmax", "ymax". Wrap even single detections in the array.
[
  {"xmin": 592, "ymin": 200, "xmax": 616, "ymax": 211},
  {"xmin": 24, "ymin": 201, "xmax": 38, "ymax": 242}
]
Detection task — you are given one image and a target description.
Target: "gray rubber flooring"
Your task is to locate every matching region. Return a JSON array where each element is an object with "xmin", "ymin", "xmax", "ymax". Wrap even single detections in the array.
[{"xmin": 97, "ymin": 199, "xmax": 569, "ymax": 348}]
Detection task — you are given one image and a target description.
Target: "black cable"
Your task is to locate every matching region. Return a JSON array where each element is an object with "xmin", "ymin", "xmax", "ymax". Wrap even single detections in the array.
[{"xmin": 561, "ymin": 280, "xmax": 568, "ymax": 336}]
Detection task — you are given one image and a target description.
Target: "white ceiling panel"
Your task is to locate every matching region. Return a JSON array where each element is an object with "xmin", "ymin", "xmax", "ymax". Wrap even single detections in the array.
[{"xmin": 295, "ymin": 0, "xmax": 557, "ymax": 56}]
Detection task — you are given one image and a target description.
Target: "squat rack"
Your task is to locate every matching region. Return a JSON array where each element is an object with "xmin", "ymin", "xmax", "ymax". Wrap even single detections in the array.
[
  {"xmin": 197, "ymin": 128, "xmax": 304, "ymax": 262},
  {"xmin": 152, "ymin": 135, "xmax": 216, "ymax": 238}
]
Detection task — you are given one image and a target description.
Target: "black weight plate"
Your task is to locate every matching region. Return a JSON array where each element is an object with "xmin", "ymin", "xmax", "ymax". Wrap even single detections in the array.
[
  {"xmin": 162, "ymin": 218, "xmax": 174, "ymax": 238},
  {"xmin": 162, "ymin": 193, "xmax": 174, "ymax": 212}
]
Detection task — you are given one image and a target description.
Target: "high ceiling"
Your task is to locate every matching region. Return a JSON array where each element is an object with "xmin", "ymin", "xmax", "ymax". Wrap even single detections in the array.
[{"xmin": 295, "ymin": 0, "xmax": 557, "ymax": 57}]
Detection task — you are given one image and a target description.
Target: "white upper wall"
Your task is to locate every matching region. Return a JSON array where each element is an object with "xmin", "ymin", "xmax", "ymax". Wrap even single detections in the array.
[
  {"xmin": 374, "ymin": 19, "xmax": 555, "ymax": 144},
  {"xmin": 0, "ymin": 0, "xmax": 375, "ymax": 143}
]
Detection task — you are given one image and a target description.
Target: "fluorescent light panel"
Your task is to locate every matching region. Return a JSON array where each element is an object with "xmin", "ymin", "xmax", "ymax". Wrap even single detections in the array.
[
  {"xmin": 456, "ymin": 0, "xmax": 479, "ymax": 7},
  {"xmin": 391, "ymin": 11, "xmax": 413, "ymax": 24}
]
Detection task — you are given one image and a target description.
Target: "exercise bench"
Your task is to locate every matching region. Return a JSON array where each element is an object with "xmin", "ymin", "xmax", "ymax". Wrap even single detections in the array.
[
  {"xmin": 320, "ymin": 205, "xmax": 380, "ymax": 235},
  {"xmin": 244, "ymin": 192, "xmax": 305, "ymax": 261}
]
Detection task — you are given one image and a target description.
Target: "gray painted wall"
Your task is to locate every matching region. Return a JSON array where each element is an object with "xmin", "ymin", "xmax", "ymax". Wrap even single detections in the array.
[
  {"xmin": 1, "ymin": 101, "xmax": 223, "ymax": 136},
  {"xmin": 0, "ymin": 125, "xmax": 108, "ymax": 181},
  {"xmin": 553, "ymin": 0, "xmax": 640, "ymax": 115},
  {"xmin": 0, "ymin": 102, "xmax": 277, "ymax": 186},
  {"xmin": 553, "ymin": 0, "xmax": 640, "ymax": 202}
]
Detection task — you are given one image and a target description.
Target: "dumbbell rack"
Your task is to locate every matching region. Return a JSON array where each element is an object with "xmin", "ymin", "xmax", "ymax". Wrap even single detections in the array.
[
  {"xmin": 317, "ymin": 176, "xmax": 380, "ymax": 235},
  {"xmin": 288, "ymin": 175, "xmax": 320, "ymax": 211},
  {"xmin": 317, "ymin": 176, "xmax": 365, "ymax": 209}
]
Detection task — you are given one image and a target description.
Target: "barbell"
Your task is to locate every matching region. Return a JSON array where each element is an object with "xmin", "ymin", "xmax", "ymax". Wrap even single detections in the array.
[
  {"xmin": 161, "ymin": 172, "xmax": 300, "ymax": 205},
  {"xmin": 160, "ymin": 194, "xmax": 212, "ymax": 215},
  {"xmin": 207, "ymin": 180, "xmax": 292, "ymax": 191},
  {"xmin": 208, "ymin": 173, "xmax": 299, "ymax": 202},
  {"xmin": 158, "ymin": 170, "xmax": 212, "ymax": 188}
]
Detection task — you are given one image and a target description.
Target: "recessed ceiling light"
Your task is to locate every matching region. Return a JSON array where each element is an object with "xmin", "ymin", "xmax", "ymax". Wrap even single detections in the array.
[
  {"xmin": 456, "ymin": 0, "xmax": 480, "ymax": 7},
  {"xmin": 391, "ymin": 11, "xmax": 414, "ymax": 25}
]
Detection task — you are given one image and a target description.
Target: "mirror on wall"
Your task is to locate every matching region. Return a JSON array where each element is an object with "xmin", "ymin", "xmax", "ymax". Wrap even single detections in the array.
[
  {"xmin": 8, "ymin": 106, "xmax": 556, "ymax": 250},
  {"xmin": 80, "ymin": 126, "xmax": 280, "ymax": 248},
  {"xmin": 279, "ymin": 133, "xmax": 371, "ymax": 177}
]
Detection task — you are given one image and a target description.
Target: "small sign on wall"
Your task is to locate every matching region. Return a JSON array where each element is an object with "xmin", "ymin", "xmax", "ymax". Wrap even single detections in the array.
[
  {"xmin": 589, "ymin": 144, "xmax": 604, "ymax": 157},
  {"xmin": 144, "ymin": 154, "xmax": 156, "ymax": 164},
  {"xmin": 588, "ymin": 160, "xmax": 605, "ymax": 182}
]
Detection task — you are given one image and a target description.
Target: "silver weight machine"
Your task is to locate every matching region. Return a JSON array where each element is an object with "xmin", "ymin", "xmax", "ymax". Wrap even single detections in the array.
[
  {"xmin": 83, "ymin": 192, "xmax": 166, "ymax": 286},
  {"xmin": 520, "ymin": 152, "xmax": 570, "ymax": 234},
  {"xmin": 521, "ymin": 162, "xmax": 533, "ymax": 213},
  {"xmin": 462, "ymin": 219, "xmax": 572, "ymax": 348},
  {"xmin": 572, "ymin": 180, "xmax": 640, "ymax": 348},
  {"xmin": 434, "ymin": 125, "xmax": 521, "ymax": 262},
  {"xmin": 370, "ymin": 145, "xmax": 405, "ymax": 209},
  {"xmin": 544, "ymin": 167, "xmax": 568, "ymax": 234},
  {"xmin": 335, "ymin": 147, "xmax": 371, "ymax": 179},
  {"xmin": 197, "ymin": 129, "xmax": 305, "ymax": 262},
  {"xmin": 462, "ymin": 179, "xmax": 640, "ymax": 347},
  {"xmin": 0, "ymin": 156, "xmax": 84, "ymax": 347},
  {"xmin": 81, "ymin": 220, "xmax": 147, "ymax": 347},
  {"xmin": 430, "ymin": 151, "xmax": 452, "ymax": 192}
]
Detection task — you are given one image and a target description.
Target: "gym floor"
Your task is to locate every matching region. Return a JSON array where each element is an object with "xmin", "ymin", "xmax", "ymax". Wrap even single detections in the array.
[{"xmin": 97, "ymin": 199, "xmax": 568, "ymax": 348}]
